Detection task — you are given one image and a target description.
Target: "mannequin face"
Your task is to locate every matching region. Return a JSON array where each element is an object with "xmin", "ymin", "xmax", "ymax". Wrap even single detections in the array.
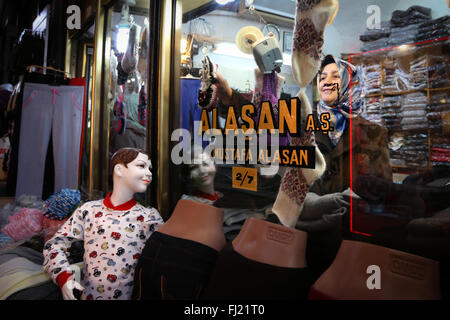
[
  {"xmin": 318, "ymin": 63, "xmax": 341, "ymax": 107},
  {"xmin": 115, "ymin": 153, "xmax": 152, "ymax": 193},
  {"xmin": 190, "ymin": 153, "xmax": 216, "ymax": 192}
]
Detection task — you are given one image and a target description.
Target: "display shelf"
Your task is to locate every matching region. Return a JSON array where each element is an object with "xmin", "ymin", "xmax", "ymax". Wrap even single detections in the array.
[
  {"xmin": 427, "ymin": 86, "xmax": 450, "ymax": 92},
  {"xmin": 364, "ymin": 86, "xmax": 450, "ymax": 98},
  {"xmin": 348, "ymin": 37, "xmax": 450, "ymax": 174},
  {"xmin": 387, "ymin": 127, "xmax": 428, "ymax": 133},
  {"xmin": 391, "ymin": 165, "xmax": 429, "ymax": 173}
]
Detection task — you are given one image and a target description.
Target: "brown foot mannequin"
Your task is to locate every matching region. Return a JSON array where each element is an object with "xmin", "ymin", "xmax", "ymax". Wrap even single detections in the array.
[
  {"xmin": 309, "ymin": 240, "xmax": 440, "ymax": 300},
  {"xmin": 132, "ymin": 200, "xmax": 225, "ymax": 300},
  {"xmin": 201, "ymin": 218, "xmax": 311, "ymax": 300}
]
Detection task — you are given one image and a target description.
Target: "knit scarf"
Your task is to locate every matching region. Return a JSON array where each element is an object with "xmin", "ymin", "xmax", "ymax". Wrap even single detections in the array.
[{"xmin": 316, "ymin": 55, "xmax": 364, "ymax": 147}]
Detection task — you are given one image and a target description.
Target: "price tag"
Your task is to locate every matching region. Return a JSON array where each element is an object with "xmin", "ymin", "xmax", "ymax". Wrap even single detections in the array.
[{"xmin": 232, "ymin": 166, "xmax": 257, "ymax": 192}]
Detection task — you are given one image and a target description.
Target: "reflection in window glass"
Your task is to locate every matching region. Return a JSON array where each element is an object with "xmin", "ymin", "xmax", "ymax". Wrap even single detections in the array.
[
  {"xmin": 178, "ymin": 3, "xmax": 299, "ymax": 242},
  {"xmin": 108, "ymin": 6, "xmax": 149, "ymax": 157}
]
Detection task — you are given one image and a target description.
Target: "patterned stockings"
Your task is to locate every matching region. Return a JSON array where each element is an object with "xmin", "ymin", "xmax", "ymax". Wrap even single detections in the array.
[{"xmin": 271, "ymin": 0, "xmax": 338, "ymax": 227}]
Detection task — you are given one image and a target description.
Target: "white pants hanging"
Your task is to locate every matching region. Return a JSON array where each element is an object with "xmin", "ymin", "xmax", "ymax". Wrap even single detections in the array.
[{"xmin": 15, "ymin": 82, "xmax": 84, "ymax": 199}]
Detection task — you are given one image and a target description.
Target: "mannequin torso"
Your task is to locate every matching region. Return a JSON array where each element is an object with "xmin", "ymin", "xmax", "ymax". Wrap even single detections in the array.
[{"xmin": 157, "ymin": 199, "xmax": 226, "ymax": 251}]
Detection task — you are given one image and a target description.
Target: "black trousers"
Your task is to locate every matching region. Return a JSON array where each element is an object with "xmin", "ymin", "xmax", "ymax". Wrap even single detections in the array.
[
  {"xmin": 132, "ymin": 231, "xmax": 218, "ymax": 300},
  {"xmin": 200, "ymin": 242, "xmax": 312, "ymax": 300}
]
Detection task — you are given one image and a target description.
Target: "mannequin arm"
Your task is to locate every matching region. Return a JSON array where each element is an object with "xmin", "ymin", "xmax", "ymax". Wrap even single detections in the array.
[
  {"xmin": 43, "ymin": 206, "xmax": 86, "ymax": 288},
  {"xmin": 215, "ymin": 72, "xmax": 233, "ymax": 106},
  {"xmin": 58, "ymin": 273, "xmax": 84, "ymax": 300}
]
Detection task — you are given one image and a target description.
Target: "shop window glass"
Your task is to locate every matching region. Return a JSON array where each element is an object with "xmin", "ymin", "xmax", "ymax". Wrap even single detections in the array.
[
  {"xmin": 107, "ymin": 3, "xmax": 150, "ymax": 158},
  {"xmin": 177, "ymin": 1, "xmax": 300, "ymax": 242},
  {"xmin": 173, "ymin": 0, "xmax": 450, "ymax": 245}
]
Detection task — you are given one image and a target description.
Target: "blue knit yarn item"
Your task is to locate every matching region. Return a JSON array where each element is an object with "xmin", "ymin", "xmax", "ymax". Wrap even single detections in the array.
[
  {"xmin": 0, "ymin": 232, "xmax": 11, "ymax": 247},
  {"xmin": 44, "ymin": 189, "xmax": 81, "ymax": 221}
]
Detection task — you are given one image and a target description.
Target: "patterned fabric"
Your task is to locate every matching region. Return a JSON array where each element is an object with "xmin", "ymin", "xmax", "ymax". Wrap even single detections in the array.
[
  {"xmin": 272, "ymin": 0, "xmax": 334, "ymax": 227},
  {"xmin": 137, "ymin": 85, "xmax": 147, "ymax": 127},
  {"xmin": 41, "ymin": 216, "xmax": 69, "ymax": 242},
  {"xmin": 297, "ymin": 0, "xmax": 322, "ymax": 11},
  {"xmin": 2, "ymin": 208, "xmax": 44, "ymax": 241},
  {"xmin": 280, "ymin": 132, "xmax": 315, "ymax": 206},
  {"xmin": 253, "ymin": 71, "xmax": 278, "ymax": 114},
  {"xmin": 310, "ymin": 116, "xmax": 393, "ymax": 196},
  {"xmin": 293, "ymin": 17, "xmax": 324, "ymax": 60},
  {"xmin": 44, "ymin": 189, "xmax": 82, "ymax": 221},
  {"xmin": 198, "ymin": 56, "xmax": 219, "ymax": 111},
  {"xmin": 43, "ymin": 197, "xmax": 164, "ymax": 300},
  {"xmin": 252, "ymin": 70, "xmax": 290, "ymax": 146},
  {"xmin": 316, "ymin": 55, "xmax": 364, "ymax": 147}
]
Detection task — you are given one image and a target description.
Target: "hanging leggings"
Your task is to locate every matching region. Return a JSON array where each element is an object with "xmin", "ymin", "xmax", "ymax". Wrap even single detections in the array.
[{"xmin": 15, "ymin": 82, "xmax": 84, "ymax": 199}]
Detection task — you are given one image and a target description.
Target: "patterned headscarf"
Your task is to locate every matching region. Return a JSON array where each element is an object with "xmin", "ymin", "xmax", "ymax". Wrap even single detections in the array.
[{"xmin": 316, "ymin": 55, "xmax": 363, "ymax": 147}]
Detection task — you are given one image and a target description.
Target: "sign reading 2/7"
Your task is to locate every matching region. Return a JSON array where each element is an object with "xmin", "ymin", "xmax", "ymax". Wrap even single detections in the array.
[{"xmin": 232, "ymin": 167, "xmax": 257, "ymax": 192}]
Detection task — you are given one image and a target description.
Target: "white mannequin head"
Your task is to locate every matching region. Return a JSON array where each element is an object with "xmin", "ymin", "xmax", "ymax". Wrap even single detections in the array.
[
  {"xmin": 187, "ymin": 151, "xmax": 216, "ymax": 195},
  {"xmin": 111, "ymin": 148, "xmax": 152, "ymax": 199}
]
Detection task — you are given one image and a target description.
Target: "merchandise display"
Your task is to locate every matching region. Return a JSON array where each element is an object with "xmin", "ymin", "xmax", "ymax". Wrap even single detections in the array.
[
  {"xmin": 359, "ymin": 7, "xmax": 450, "ymax": 52},
  {"xmin": 355, "ymin": 36, "xmax": 449, "ymax": 171},
  {"xmin": 0, "ymin": 0, "xmax": 449, "ymax": 304}
]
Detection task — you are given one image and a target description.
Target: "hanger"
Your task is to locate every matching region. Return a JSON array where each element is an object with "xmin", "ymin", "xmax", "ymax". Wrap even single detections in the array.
[
  {"xmin": 27, "ymin": 65, "xmax": 70, "ymax": 86},
  {"xmin": 182, "ymin": 73, "xmax": 198, "ymax": 79},
  {"xmin": 181, "ymin": 62, "xmax": 199, "ymax": 79}
]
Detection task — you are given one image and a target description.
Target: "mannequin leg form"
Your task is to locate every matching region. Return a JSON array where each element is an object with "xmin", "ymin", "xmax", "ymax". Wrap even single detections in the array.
[
  {"xmin": 201, "ymin": 218, "xmax": 311, "ymax": 300},
  {"xmin": 133, "ymin": 200, "xmax": 225, "ymax": 300},
  {"xmin": 309, "ymin": 240, "xmax": 440, "ymax": 300}
]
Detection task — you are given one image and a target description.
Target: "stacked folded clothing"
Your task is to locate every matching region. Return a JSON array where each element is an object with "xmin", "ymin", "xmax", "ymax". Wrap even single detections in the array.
[
  {"xmin": 361, "ymin": 63, "xmax": 382, "ymax": 95},
  {"xmin": 360, "ymin": 6, "xmax": 435, "ymax": 52},
  {"xmin": 430, "ymin": 147, "xmax": 450, "ymax": 164},
  {"xmin": 430, "ymin": 135, "xmax": 450, "ymax": 167},
  {"xmin": 428, "ymin": 55, "xmax": 450, "ymax": 89},
  {"xmin": 417, "ymin": 15, "xmax": 450, "ymax": 42},
  {"xmin": 360, "ymin": 21, "xmax": 391, "ymax": 52},
  {"xmin": 409, "ymin": 56, "xmax": 427, "ymax": 90},
  {"xmin": 381, "ymin": 96, "xmax": 402, "ymax": 130},
  {"xmin": 388, "ymin": 24, "xmax": 419, "ymax": 47},
  {"xmin": 362, "ymin": 96, "xmax": 383, "ymax": 125},
  {"xmin": 427, "ymin": 93, "xmax": 450, "ymax": 131},
  {"xmin": 382, "ymin": 58, "xmax": 398, "ymax": 92},
  {"xmin": 388, "ymin": 132, "xmax": 406, "ymax": 166},
  {"xmin": 390, "ymin": 5, "xmax": 432, "ymax": 28},
  {"xmin": 381, "ymin": 58, "xmax": 410, "ymax": 93},
  {"xmin": 400, "ymin": 133, "xmax": 429, "ymax": 167},
  {"xmin": 400, "ymin": 92, "xmax": 428, "ymax": 130}
]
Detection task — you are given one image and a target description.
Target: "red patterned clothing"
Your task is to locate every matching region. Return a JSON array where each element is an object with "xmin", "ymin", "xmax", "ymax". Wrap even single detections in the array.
[{"xmin": 43, "ymin": 194, "xmax": 163, "ymax": 300}]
